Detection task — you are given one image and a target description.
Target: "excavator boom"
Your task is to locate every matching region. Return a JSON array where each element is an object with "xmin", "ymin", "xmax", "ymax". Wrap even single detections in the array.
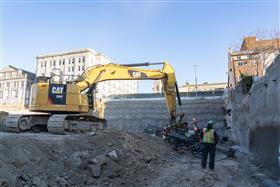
[{"xmin": 75, "ymin": 61, "xmax": 179, "ymax": 123}]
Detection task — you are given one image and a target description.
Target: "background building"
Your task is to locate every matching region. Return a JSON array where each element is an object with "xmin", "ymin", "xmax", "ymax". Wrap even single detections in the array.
[
  {"xmin": 36, "ymin": 48, "xmax": 138, "ymax": 99},
  {"xmin": 152, "ymin": 80, "xmax": 162, "ymax": 93},
  {"xmin": 152, "ymin": 80, "xmax": 227, "ymax": 93},
  {"xmin": 179, "ymin": 82, "xmax": 227, "ymax": 92},
  {"xmin": 0, "ymin": 65, "xmax": 35, "ymax": 111},
  {"xmin": 228, "ymin": 36, "xmax": 280, "ymax": 88}
]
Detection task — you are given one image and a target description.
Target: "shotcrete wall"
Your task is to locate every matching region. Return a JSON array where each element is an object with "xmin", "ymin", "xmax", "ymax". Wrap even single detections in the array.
[
  {"xmin": 104, "ymin": 98, "xmax": 226, "ymax": 134},
  {"xmin": 230, "ymin": 56, "xmax": 280, "ymax": 178}
]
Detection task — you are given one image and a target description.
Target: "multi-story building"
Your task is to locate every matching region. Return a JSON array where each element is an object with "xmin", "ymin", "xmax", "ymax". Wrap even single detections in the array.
[
  {"xmin": 152, "ymin": 80, "xmax": 227, "ymax": 93},
  {"xmin": 228, "ymin": 36, "xmax": 280, "ymax": 88},
  {"xmin": 36, "ymin": 48, "xmax": 138, "ymax": 99},
  {"xmin": 0, "ymin": 65, "xmax": 35, "ymax": 111},
  {"xmin": 179, "ymin": 82, "xmax": 227, "ymax": 92},
  {"xmin": 152, "ymin": 80, "xmax": 163, "ymax": 93}
]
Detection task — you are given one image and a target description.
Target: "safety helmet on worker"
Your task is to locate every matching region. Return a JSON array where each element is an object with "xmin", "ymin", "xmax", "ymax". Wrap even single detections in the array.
[{"xmin": 207, "ymin": 120, "xmax": 214, "ymax": 127}]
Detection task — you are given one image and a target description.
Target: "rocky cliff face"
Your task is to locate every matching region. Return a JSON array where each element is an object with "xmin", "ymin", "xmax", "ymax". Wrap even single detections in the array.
[{"xmin": 229, "ymin": 55, "xmax": 280, "ymax": 178}]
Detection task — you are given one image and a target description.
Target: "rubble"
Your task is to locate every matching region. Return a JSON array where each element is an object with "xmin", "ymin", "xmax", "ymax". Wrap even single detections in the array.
[
  {"xmin": 0, "ymin": 128, "xmax": 273, "ymax": 186},
  {"xmin": 0, "ymin": 129, "xmax": 169, "ymax": 186},
  {"xmin": 106, "ymin": 150, "xmax": 118, "ymax": 161}
]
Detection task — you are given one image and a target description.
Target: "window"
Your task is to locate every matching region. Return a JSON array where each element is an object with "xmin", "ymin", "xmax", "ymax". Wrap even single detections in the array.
[
  {"xmin": 72, "ymin": 58, "xmax": 75, "ymax": 64},
  {"xmin": 68, "ymin": 67, "xmax": 70, "ymax": 72},
  {"xmin": 59, "ymin": 60, "xmax": 61, "ymax": 65},
  {"xmin": 53, "ymin": 60, "xmax": 56, "ymax": 66},
  {"xmin": 78, "ymin": 66, "xmax": 80, "ymax": 71},
  {"xmin": 5, "ymin": 72, "xmax": 11, "ymax": 79},
  {"xmin": 68, "ymin": 59, "xmax": 71, "ymax": 64},
  {"xmin": 82, "ymin": 56, "xmax": 85, "ymax": 62},
  {"xmin": 62, "ymin": 59, "xmax": 65, "ymax": 65},
  {"xmin": 50, "ymin": 61, "xmax": 52, "ymax": 66},
  {"xmin": 237, "ymin": 56, "xmax": 241, "ymax": 60},
  {"xmin": 12, "ymin": 72, "xmax": 18, "ymax": 78},
  {"xmin": 72, "ymin": 67, "xmax": 74, "ymax": 72},
  {"xmin": 12, "ymin": 90, "xmax": 17, "ymax": 98},
  {"xmin": 44, "ymin": 61, "xmax": 47, "ymax": 67},
  {"xmin": 78, "ymin": 58, "xmax": 81, "ymax": 63},
  {"xmin": 41, "ymin": 62, "xmax": 43, "ymax": 67},
  {"xmin": 82, "ymin": 66, "xmax": 85, "ymax": 71},
  {"xmin": 6, "ymin": 83, "xmax": 9, "ymax": 88},
  {"xmin": 237, "ymin": 61, "xmax": 244, "ymax": 66},
  {"xmin": 21, "ymin": 81, "xmax": 24, "ymax": 87}
]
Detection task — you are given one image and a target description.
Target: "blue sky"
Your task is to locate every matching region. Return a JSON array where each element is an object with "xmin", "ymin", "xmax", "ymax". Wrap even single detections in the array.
[{"xmin": 1, "ymin": 1, "xmax": 279, "ymax": 92}]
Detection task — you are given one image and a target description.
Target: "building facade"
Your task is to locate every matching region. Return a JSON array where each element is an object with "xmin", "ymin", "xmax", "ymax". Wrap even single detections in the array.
[
  {"xmin": 228, "ymin": 36, "xmax": 280, "ymax": 88},
  {"xmin": 152, "ymin": 80, "xmax": 227, "ymax": 93},
  {"xmin": 152, "ymin": 80, "xmax": 163, "ymax": 93},
  {"xmin": 0, "ymin": 65, "xmax": 35, "ymax": 111},
  {"xmin": 179, "ymin": 82, "xmax": 227, "ymax": 92},
  {"xmin": 36, "ymin": 48, "xmax": 138, "ymax": 99}
]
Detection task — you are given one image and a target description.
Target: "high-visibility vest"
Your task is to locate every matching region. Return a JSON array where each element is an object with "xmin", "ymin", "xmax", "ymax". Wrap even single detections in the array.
[{"xmin": 202, "ymin": 128, "xmax": 215, "ymax": 144}]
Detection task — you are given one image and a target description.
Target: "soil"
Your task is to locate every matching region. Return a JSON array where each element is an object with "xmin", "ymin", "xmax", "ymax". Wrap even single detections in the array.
[{"xmin": 0, "ymin": 128, "xmax": 267, "ymax": 187}]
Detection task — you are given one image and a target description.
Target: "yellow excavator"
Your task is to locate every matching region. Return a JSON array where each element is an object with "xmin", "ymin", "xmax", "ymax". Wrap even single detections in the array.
[{"xmin": 3, "ymin": 61, "xmax": 183, "ymax": 134}]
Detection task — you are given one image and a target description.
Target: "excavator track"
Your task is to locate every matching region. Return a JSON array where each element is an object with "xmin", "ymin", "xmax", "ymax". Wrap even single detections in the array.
[
  {"xmin": 2, "ymin": 114, "xmax": 51, "ymax": 133},
  {"xmin": 2, "ymin": 115, "xmax": 22, "ymax": 132},
  {"xmin": 47, "ymin": 114, "xmax": 107, "ymax": 135},
  {"xmin": 47, "ymin": 115, "xmax": 67, "ymax": 134},
  {"xmin": 1, "ymin": 113, "xmax": 106, "ymax": 135}
]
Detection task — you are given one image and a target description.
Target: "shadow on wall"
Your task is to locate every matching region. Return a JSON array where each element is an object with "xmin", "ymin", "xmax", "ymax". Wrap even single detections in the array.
[{"xmin": 249, "ymin": 125, "xmax": 280, "ymax": 179}]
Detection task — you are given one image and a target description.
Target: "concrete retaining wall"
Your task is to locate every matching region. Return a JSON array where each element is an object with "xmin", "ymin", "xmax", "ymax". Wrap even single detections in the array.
[
  {"xmin": 229, "ymin": 56, "xmax": 280, "ymax": 178},
  {"xmin": 104, "ymin": 97, "xmax": 226, "ymax": 134}
]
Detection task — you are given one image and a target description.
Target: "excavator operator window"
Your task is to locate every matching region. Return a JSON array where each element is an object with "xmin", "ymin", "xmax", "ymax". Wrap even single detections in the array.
[{"xmin": 36, "ymin": 76, "xmax": 50, "ymax": 83}]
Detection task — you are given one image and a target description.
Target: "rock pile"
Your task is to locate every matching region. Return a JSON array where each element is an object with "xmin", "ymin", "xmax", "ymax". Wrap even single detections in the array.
[{"xmin": 0, "ymin": 129, "xmax": 170, "ymax": 186}]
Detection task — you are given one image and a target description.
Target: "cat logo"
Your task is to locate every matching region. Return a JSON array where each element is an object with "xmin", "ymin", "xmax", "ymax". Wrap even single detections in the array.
[
  {"xmin": 128, "ymin": 70, "xmax": 147, "ymax": 78},
  {"xmin": 52, "ymin": 87, "xmax": 64, "ymax": 94},
  {"xmin": 132, "ymin": 71, "xmax": 141, "ymax": 78}
]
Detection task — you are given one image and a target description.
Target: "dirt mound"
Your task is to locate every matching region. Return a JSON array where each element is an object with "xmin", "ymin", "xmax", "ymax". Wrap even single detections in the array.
[
  {"xmin": 0, "ymin": 129, "xmax": 170, "ymax": 186},
  {"xmin": 0, "ymin": 129, "xmax": 271, "ymax": 187}
]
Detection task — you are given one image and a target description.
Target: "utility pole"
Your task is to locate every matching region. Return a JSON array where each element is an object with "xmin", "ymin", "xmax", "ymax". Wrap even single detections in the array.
[{"xmin": 193, "ymin": 65, "xmax": 198, "ymax": 97}]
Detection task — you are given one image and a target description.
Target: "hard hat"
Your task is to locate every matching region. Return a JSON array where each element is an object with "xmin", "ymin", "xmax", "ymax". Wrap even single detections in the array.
[{"xmin": 207, "ymin": 120, "xmax": 214, "ymax": 125}]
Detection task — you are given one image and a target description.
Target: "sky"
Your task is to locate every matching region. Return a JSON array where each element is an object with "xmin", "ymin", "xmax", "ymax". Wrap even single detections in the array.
[{"xmin": 1, "ymin": 0, "xmax": 279, "ymax": 92}]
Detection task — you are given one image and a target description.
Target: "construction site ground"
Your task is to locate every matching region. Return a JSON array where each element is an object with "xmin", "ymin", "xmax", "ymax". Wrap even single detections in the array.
[{"xmin": 0, "ymin": 129, "xmax": 269, "ymax": 187}]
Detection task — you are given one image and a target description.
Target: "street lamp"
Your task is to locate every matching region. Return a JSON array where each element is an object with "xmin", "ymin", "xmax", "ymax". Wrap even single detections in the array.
[{"xmin": 193, "ymin": 65, "xmax": 198, "ymax": 97}]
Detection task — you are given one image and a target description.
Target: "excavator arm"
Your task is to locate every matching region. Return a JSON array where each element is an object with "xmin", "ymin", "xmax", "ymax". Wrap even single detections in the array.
[{"xmin": 75, "ymin": 61, "xmax": 181, "ymax": 125}]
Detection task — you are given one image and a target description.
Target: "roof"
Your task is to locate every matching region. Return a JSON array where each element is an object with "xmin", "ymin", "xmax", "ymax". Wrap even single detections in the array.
[
  {"xmin": 181, "ymin": 82, "xmax": 227, "ymax": 87},
  {"xmin": 241, "ymin": 36, "xmax": 280, "ymax": 51},
  {"xmin": 96, "ymin": 52, "xmax": 116, "ymax": 63},
  {"xmin": 36, "ymin": 48, "xmax": 98, "ymax": 59},
  {"xmin": 0, "ymin": 65, "xmax": 35, "ymax": 76}
]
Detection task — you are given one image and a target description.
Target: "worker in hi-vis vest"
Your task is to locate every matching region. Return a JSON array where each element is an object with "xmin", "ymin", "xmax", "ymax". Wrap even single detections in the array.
[{"xmin": 200, "ymin": 120, "xmax": 219, "ymax": 170}]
